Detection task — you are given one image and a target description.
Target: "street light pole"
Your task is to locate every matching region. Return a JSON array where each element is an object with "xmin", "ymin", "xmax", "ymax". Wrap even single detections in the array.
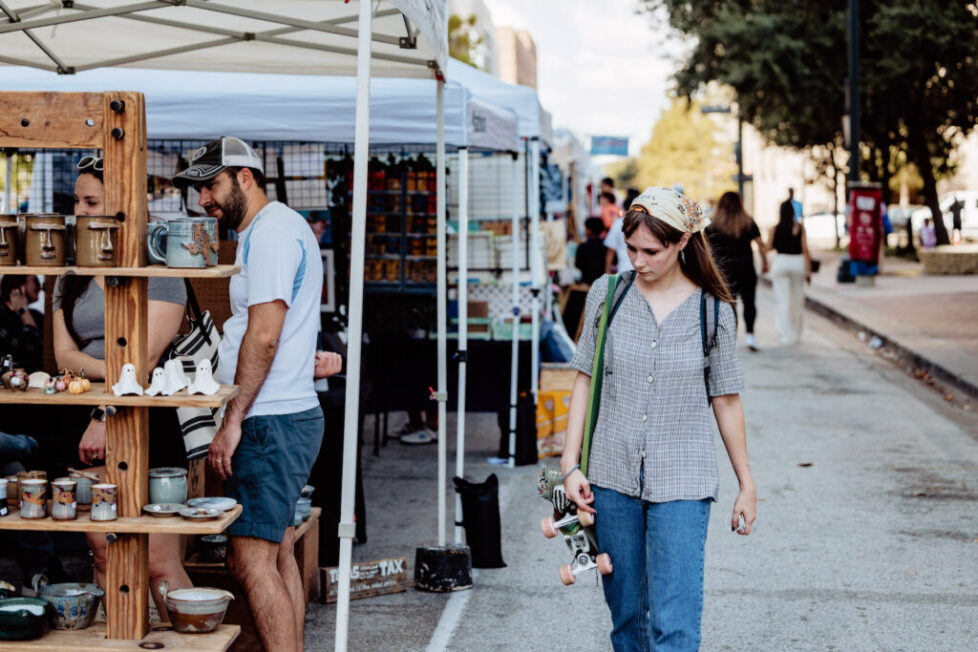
[{"xmin": 848, "ymin": 0, "xmax": 860, "ymax": 181}]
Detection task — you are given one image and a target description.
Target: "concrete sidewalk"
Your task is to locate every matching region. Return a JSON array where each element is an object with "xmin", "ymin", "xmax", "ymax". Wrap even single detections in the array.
[{"xmin": 765, "ymin": 248, "xmax": 978, "ymax": 401}]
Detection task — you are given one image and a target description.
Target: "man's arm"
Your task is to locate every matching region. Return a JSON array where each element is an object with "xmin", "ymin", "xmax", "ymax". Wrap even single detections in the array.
[
  {"xmin": 209, "ymin": 299, "xmax": 287, "ymax": 480},
  {"xmin": 225, "ymin": 300, "xmax": 288, "ymax": 425}
]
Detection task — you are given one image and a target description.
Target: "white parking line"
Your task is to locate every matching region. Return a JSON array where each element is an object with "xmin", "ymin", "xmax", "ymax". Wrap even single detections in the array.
[{"xmin": 425, "ymin": 570, "xmax": 477, "ymax": 652}]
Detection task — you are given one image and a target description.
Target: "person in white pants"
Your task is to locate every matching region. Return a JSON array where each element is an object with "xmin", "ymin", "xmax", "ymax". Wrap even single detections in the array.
[{"xmin": 767, "ymin": 201, "xmax": 812, "ymax": 345}]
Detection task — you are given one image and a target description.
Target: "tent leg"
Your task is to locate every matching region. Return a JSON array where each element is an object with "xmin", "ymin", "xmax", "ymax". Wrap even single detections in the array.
[
  {"xmin": 508, "ymin": 150, "xmax": 520, "ymax": 467},
  {"xmin": 436, "ymin": 78, "xmax": 448, "ymax": 548},
  {"xmin": 529, "ymin": 137, "xmax": 542, "ymax": 408},
  {"xmin": 335, "ymin": 2, "xmax": 372, "ymax": 651},
  {"xmin": 454, "ymin": 146, "xmax": 468, "ymax": 544}
]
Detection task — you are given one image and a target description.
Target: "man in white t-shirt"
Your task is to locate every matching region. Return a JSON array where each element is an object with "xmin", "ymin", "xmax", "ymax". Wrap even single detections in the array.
[
  {"xmin": 173, "ymin": 137, "xmax": 323, "ymax": 652},
  {"xmin": 603, "ymin": 217, "xmax": 634, "ymax": 275}
]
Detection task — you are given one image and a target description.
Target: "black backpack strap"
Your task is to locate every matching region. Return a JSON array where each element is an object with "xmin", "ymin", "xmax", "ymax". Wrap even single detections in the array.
[{"xmin": 701, "ymin": 292, "xmax": 719, "ymax": 405}]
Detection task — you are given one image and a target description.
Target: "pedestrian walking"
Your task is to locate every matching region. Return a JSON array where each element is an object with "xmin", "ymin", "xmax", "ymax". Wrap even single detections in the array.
[
  {"xmin": 173, "ymin": 136, "xmax": 324, "ymax": 652},
  {"xmin": 562, "ymin": 187, "xmax": 756, "ymax": 651},
  {"xmin": 767, "ymin": 200, "xmax": 812, "ymax": 346},
  {"xmin": 576, "ymin": 217, "xmax": 609, "ymax": 285},
  {"xmin": 706, "ymin": 191, "xmax": 768, "ymax": 351}
]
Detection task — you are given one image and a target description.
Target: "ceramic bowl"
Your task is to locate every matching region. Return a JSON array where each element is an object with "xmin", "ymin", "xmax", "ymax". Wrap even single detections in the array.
[
  {"xmin": 179, "ymin": 506, "xmax": 222, "ymax": 521},
  {"xmin": 143, "ymin": 503, "xmax": 184, "ymax": 517},
  {"xmin": 0, "ymin": 598, "xmax": 52, "ymax": 641},
  {"xmin": 32, "ymin": 579, "xmax": 104, "ymax": 631},
  {"xmin": 164, "ymin": 588, "xmax": 233, "ymax": 634},
  {"xmin": 186, "ymin": 496, "xmax": 236, "ymax": 512}
]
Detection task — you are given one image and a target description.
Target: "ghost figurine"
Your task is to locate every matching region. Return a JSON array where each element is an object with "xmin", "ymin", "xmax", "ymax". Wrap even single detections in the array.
[
  {"xmin": 188, "ymin": 359, "xmax": 221, "ymax": 396},
  {"xmin": 145, "ymin": 367, "xmax": 167, "ymax": 396},
  {"xmin": 161, "ymin": 359, "xmax": 190, "ymax": 396},
  {"xmin": 111, "ymin": 363, "xmax": 144, "ymax": 396}
]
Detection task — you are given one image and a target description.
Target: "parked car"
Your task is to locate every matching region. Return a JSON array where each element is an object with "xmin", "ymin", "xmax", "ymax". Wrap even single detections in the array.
[{"xmin": 910, "ymin": 191, "xmax": 978, "ymax": 238}]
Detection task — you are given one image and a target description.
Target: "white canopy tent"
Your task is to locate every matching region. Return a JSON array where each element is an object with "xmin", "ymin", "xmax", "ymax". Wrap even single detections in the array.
[
  {"xmin": 2, "ymin": 2, "xmax": 448, "ymax": 650},
  {"xmin": 0, "ymin": 60, "xmax": 520, "ymax": 553}
]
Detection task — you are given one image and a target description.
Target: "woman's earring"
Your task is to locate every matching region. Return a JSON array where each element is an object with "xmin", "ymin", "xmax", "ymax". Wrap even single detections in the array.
[{"xmin": 680, "ymin": 249, "xmax": 686, "ymax": 265}]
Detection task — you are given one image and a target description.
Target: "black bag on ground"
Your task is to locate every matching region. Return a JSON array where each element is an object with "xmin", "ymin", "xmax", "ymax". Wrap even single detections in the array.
[
  {"xmin": 453, "ymin": 474, "xmax": 506, "ymax": 569},
  {"xmin": 496, "ymin": 395, "xmax": 537, "ymax": 466}
]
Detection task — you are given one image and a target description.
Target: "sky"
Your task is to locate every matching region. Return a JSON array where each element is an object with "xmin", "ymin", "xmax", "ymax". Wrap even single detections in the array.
[{"xmin": 481, "ymin": 0, "xmax": 686, "ymax": 157}]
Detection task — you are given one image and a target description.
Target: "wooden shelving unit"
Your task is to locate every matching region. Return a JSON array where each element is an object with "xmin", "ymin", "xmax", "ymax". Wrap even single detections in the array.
[
  {"xmin": 0, "ymin": 91, "xmax": 240, "ymax": 649},
  {"xmin": 0, "ymin": 384, "xmax": 238, "ymax": 408},
  {"xmin": 0, "ymin": 264, "xmax": 239, "ymax": 278}
]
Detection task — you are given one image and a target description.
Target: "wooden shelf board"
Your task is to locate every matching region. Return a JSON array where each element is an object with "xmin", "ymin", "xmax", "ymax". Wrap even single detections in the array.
[
  {"xmin": 0, "ymin": 505, "xmax": 241, "ymax": 534},
  {"xmin": 0, "ymin": 264, "xmax": 239, "ymax": 278},
  {"xmin": 0, "ymin": 623, "xmax": 239, "ymax": 650},
  {"xmin": 0, "ymin": 383, "xmax": 238, "ymax": 408}
]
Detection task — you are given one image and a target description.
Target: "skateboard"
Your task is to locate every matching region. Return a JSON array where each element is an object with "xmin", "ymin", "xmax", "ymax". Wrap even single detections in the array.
[{"xmin": 537, "ymin": 466, "xmax": 613, "ymax": 585}]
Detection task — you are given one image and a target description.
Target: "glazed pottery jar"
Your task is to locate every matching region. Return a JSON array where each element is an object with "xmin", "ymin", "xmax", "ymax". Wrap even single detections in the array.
[
  {"xmin": 90, "ymin": 483, "xmax": 117, "ymax": 521},
  {"xmin": 0, "ymin": 215, "xmax": 19, "ymax": 265},
  {"xmin": 74, "ymin": 216, "xmax": 122, "ymax": 267},
  {"xmin": 146, "ymin": 218, "xmax": 218, "ymax": 268},
  {"xmin": 24, "ymin": 214, "xmax": 66, "ymax": 266},
  {"xmin": 148, "ymin": 467, "xmax": 188, "ymax": 505},
  {"xmin": 70, "ymin": 476, "xmax": 94, "ymax": 510},
  {"xmin": 19, "ymin": 479, "xmax": 47, "ymax": 519},
  {"xmin": 50, "ymin": 480, "xmax": 77, "ymax": 521}
]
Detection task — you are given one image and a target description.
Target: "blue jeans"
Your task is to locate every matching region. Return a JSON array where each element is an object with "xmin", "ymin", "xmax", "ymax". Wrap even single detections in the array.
[{"xmin": 593, "ymin": 485, "xmax": 711, "ymax": 652}]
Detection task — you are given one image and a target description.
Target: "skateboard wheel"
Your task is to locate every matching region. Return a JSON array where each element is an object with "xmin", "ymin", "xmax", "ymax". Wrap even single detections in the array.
[
  {"xmin": 596, "ymin": 553, "xmax": 613, "ymax": 575},
  {"xmin": 559, "ymin": 564, "xmax": 575, "ymax": 585},
  {"xmin": 577, "ymin": 510, "xmax": 595, "ymax": 528},
  {"xmin": 541, "ymin": 516, "xmax": 558, "ymax": 539}
]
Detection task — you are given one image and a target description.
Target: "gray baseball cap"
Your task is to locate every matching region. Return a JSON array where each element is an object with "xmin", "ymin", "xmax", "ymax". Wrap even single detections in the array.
[{"xmin": 172, "ymin": 136, "xmax": 264, "ymax": 189}]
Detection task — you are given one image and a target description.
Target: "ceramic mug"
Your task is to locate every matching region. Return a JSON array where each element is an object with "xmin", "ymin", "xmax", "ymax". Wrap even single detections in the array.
[
  {"xmin": 74, "ymin": 215, "xmax": 122, "ymax": 267},
  {"xmin": 20, "ymin": 479, "xmax": 47, "ymax": 519},
  {"xmin": 91, "ymin": 483, "xmax": 117, "ymax": 521},
  {"xmin": 147, "ymin": 218, "xmax": 218, "ymax": 268},
  {"xmin": 70, "ymin": 476, "xmax": 95, "ymax": 510},
  {"xmin": 0, "ymin": 215, "xmax": 20, "ymax": 265},
  {"xmin": 50, "ymin": 480, "xmax": 77, "ymax": 521},
  {"xmin": 24, "ymin": 214, "xmax": 66, "ymax": 266}
]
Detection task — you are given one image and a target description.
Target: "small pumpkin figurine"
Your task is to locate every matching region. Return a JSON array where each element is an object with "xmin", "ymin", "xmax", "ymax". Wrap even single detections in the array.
[
  {"xmin": 68, "ymin": 377, "xmax": 85, "ymax": 395},
  {"xmin": 7, "ymin": 368, "xmax": 29, "ymax": 391},
  {"xmin": 78, "ymin": 369, "xmax": 92, "ymax": 392},
  {"xmin": 55, "ymin": 375, "xmax": 68, "ymax": 392}
]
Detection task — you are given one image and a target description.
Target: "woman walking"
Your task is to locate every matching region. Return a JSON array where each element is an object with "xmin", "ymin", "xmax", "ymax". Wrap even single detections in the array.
[
  {"xmin": 561, "ymin": 187, "xmax": 756, "ymax": 651},
  {"xmin": 767, "ymin": 201, "xmax": 812, "ymax": 345},
  {"xmin": 706, "ymin": 191, "xmax": 768, "ymax": 351}
]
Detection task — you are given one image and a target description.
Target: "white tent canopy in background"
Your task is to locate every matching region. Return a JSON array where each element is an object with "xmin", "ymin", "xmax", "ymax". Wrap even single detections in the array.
[
  {"xmin": 0, "ymin": 0, "xmax": 445, "ymax": 77},
  {"xmin": 0, "ymin": 65, "xmax": 517, "ymax": 151}
]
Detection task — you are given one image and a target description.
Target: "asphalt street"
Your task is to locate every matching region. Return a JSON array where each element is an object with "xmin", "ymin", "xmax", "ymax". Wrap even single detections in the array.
[{"xmin": 306, "ymin": 285, "xmax": 978, "ymax": 651}]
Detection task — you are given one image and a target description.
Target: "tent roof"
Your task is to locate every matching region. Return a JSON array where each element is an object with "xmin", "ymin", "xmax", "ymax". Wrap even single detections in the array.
[
  {"xmin": 0, "ymin": 65, "xmax": 518, "ymax": 150},
  {"xmin": 0, "ymin": 0, "xmax": 446, "ymax": 78},
  {"xmin": 446, "ymin": 57, "xmax": 552, "ymax": 147}
]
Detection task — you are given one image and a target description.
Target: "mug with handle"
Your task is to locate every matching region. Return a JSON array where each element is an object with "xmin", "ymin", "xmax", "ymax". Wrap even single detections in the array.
[{"xmin": 147, "ymin": 218, "xmax": 217, "ymax": 268}]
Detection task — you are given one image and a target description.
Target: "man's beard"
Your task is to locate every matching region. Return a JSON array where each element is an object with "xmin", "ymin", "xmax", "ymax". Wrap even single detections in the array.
[{"xmin": 216, "ymin": 175, "xmax": 248, "ymax": 231}]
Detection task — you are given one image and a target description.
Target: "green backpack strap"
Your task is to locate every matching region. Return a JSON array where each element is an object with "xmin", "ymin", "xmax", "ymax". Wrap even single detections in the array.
[{"xmin": 580, "ymin": 274, "xmax": 618, "ymax": 476}]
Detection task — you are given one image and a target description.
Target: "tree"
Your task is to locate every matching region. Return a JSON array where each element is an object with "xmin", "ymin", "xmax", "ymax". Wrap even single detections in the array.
[
  {"xmin": 634, "ymin": 97, "xmax": 736, "ymax": 202},
  {"xmin": 642, "ymin": 0, "xmax": 978, "ymax": 245},
  {"xmin": 449, "ymin": 14, "xmax": 483, "ymax": 69}
]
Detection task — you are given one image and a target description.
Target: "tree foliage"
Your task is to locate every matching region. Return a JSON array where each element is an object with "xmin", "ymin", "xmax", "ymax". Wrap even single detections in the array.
[
  {"xmin": 633, "ymin": 98, "xmax": 736, "ymax": 202},
  {"xmin": 449, "ymin": 14, "xmax": 483, "ymax": 69},
  {"xmin": 642, "ymin": 0, "xmax": 978, "ymax": 244}
]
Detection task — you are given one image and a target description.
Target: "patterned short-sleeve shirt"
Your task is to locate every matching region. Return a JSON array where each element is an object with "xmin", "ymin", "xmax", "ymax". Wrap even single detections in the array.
[{"xmin": 571, "ymin": 274, "xmax": 745, "ymax": 503}]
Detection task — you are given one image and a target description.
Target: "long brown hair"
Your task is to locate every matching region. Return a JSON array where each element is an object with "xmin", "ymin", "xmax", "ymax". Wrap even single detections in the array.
[
  {"xmin": 622, "ymin": 209, "xmax": 735, "ymax": 306},
  {"xmin": 712, "ymin": 191, "xmax": 753, "ymax": 239}
]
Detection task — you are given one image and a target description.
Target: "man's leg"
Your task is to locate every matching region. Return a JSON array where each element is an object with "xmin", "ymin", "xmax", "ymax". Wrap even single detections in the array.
[
  {"xmin": 229, "ymin": 535, "xmax": 298, "ymax": 652},
  {"xmin": 277, "ymin": 527, "xmax": 305, "ymax": 647}
]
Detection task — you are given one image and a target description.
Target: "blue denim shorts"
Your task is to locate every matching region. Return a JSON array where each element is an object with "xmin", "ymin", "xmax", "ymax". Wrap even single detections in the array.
[{"xmin": 224, "ymin": 406, "xmax": 324, "ymax": 543}]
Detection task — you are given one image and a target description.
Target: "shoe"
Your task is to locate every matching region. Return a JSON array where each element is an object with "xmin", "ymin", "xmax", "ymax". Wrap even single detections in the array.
[
  {"xmin": 394, "ymin": 421, "xmax": 424, "ymax": 437},
  {"xmin": 745, "ymin": 334, "xmax": 760, "ymax": 352},
  {"xmin": 400, "ymin": 427, "xmax": 437, "ymax": 445}
]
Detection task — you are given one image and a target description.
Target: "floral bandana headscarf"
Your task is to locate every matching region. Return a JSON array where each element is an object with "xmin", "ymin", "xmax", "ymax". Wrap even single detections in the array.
[{"xmin": 630, "ymin": 186, "xmax": 709, "ymax": 234}]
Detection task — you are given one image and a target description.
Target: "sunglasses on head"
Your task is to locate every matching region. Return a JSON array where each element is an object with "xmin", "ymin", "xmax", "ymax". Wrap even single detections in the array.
[{"xmin": 76, "ymin": 155, "xmax": 103, "ymax": 172}]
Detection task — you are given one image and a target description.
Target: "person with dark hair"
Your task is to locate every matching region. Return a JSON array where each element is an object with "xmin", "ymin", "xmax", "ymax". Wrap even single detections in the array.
[
  {"xmin": 599, "ymin": 190, "xmax": 620, "ymax": 231},
  {"xmin": 622, "ymin": 187, "xmax": 641, "ymax": 212},
  {"xmin": 0, "ymin": 274, "xmax": 43, "ymax": 370},
  {"xmin": 600, "ymin": 177, "xmax": 615, "ymax": 195},
  {"xmin": 767, "ymin": 200, "xmax": 812, "ymax": 345},
  {"xmin": 575, "ymin": 217, "xmax": 608, "ymax": 285},
  {"xmin": 173, "ymin": 136, "xmax": 324, "ymax": 652},
  {"xmin": 706, "ymin": 191, "xmax": 768, "ymax": 351},
  {"xmin": 53, "ymin": 153, "xmax": 192, "ymax": 620},
  {"xmin": 562, "ymin": 187, "xmax": 755, "ymax": 651}
]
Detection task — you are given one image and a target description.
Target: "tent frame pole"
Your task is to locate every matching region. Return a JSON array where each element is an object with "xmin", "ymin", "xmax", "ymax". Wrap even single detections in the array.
[
  {"xmin": 454, "ymin": 145, "xmax": 469, "ymax": 543},
  {"xmin": 334, "ymin": 1, "xmax": 372, "ymax": 650},
  {"xmin": 435, "ymin": 78, "xmax": 448, "ymax": 548},
  {"xmin": 529, "ymin": 137, "xmax": 541, "ymax": 408},
  {"xmin": 508, "ymin": 150, "xmax": 520, "ymax": 467}
]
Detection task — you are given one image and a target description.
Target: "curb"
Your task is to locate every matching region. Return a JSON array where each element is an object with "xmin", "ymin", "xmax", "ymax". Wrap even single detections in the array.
[{"xmin": 758, "ymin": 276, "xmax": 978, "ymax": 402}]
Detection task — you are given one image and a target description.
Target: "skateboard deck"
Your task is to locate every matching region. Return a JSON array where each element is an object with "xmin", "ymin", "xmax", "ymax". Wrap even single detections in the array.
[{"xmin": 538, "ymin": 466, "xmax": 612, "ymax": 585}]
